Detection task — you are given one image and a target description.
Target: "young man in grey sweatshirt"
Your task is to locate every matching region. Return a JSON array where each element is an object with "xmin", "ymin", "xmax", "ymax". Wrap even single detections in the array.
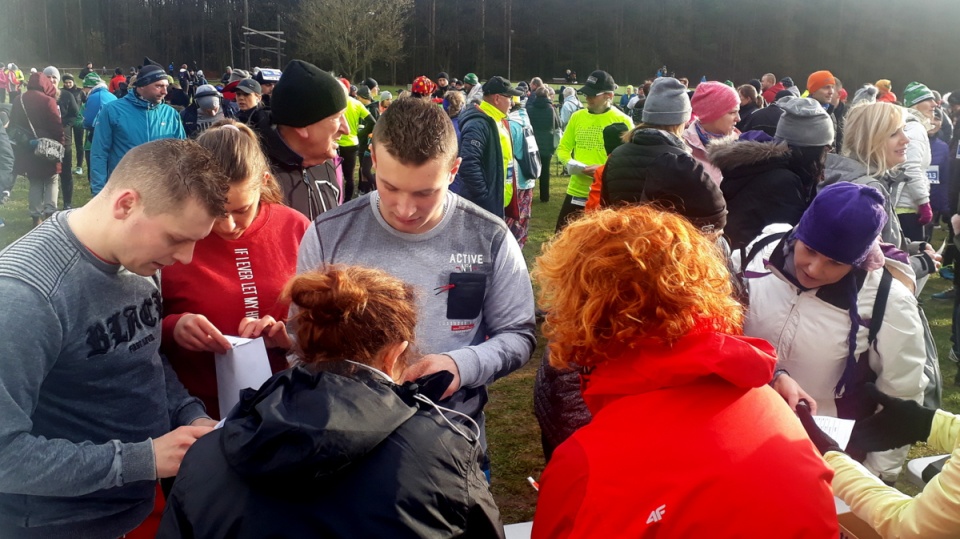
[
  {"xmin": 296, "ymin": 97, "xmax": 537, "ymax": 466},
  {"xmin": 0, "ymin": 139, "xmax": 226, "ymax": 538}
]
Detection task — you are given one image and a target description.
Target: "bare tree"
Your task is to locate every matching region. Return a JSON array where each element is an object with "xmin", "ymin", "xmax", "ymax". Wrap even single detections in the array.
[{"xmin": 296, "ymin": 0, "xmax": 413, "ymax": 81}]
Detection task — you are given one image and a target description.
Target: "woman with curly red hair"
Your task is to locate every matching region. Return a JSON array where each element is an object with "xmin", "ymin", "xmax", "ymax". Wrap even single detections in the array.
[{"xmin": 531, "ymin": 205, "xmax": 837, "ymax": 538}]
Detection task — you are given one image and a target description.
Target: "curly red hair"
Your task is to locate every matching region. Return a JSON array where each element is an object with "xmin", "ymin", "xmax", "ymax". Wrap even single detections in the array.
[{"xmin": 533, "ymin": 206, "xmax": 742, "ymax": 369}]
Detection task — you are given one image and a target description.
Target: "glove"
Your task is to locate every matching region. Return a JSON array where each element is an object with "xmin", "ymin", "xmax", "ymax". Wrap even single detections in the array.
[
  {"xmin": 847, "ymin": 383, "xmax": 935, "ymax": 453},
  {"xmin": 796, "ymin": 399, "xmax": 842, "ymax": 456},
  {"xmin": 918, "ymin": 203, "xmax": 933, "ymax": 226}
]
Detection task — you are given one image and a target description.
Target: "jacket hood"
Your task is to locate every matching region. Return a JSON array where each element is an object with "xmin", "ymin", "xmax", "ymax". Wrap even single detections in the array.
[
  {"xmin": 822, "ymin": 153, "xmax": 869, "ymax": 187},
  {"xmin": 581, "ymin": 331, "xmax": 777, "ymax": 414},
  {"xmin": 458, "ymin": 102, "xmax": 497, "ymax": 127},
  {"xmin": 221, "ymin": 363, "xmax": 421, "ymax": 485},
  {"xmin": 707, "ymin": 138, "xmax": 792, "ymax": 172},
  {"xmin": 27, "ymin": 72, "xmax": 56, "ymax": 98},
  {"xmin": 627, "ymin": 127, "xmax": 687, "ymax": 150},
  {"xmin": 124, "ymin": 88, "xmax": 160, "ymax": 110}
]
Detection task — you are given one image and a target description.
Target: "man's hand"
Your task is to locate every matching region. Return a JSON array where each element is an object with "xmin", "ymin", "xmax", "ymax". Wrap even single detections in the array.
[
  {"xmin": 401, "ymin": 354, "xmax": 461, "ymax": 400},
  {"xmin": 190, "ymin": 418, "xmax": 219, "ymax": 428},
  {"xmin": 582, "ymin": 165, "xmax": 600, "ymax": 177},
  {"xmin": 923, "ymin": 243, "xmax": 943, "ymax": 270},
  {"xmin": 238, "ymin": 316, "xmax": 292, "ymax": 350},
  {"xmin": 152, "ymin": 425, "xmax": 214, "ymax": 478},
  {"xmin": 773, "ymin": 373, "xmax": 817, "ymax": 414},
  {"xmin": 173, "ymin": 314, "xmax": 231, "ymax": 353},
  {"xmin": 951, "ymin": 214, "xmax": 960, "ymax": 236}
]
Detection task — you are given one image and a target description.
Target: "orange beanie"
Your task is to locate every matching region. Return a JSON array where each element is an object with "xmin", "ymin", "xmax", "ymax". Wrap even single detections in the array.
[{"xmin": 807, "ymin": 71, "xmax": 836, "ymax": 94}]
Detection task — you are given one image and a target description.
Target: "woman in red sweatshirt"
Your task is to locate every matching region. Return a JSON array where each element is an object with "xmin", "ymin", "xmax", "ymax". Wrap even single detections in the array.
[
  {"xmin": 531, "ymin": 205, "xmax": 838, "ymax": 538},
  {"xmin": 161, "ymin": 120, "xmax": 309, "ymax": 418}
]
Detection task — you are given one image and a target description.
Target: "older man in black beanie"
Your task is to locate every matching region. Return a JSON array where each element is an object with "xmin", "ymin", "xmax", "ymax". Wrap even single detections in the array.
[{"xmin": 254, "ymin": 59, "xmax": 349, "ymax": 220}]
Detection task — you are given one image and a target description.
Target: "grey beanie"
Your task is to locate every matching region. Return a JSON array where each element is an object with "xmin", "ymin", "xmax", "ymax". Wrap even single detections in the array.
[
  {"xmin": 642, "ymin": 77, "xmax": 692, "ymax": 125},
  {"xmin": 775, "ymin": 97, "xmax": 835, "ymax": 147},
  {"xmin": 851, "ymin": 84, "xmax": 879, "ymax": 106},
  {"xmin": 42, "ymin": 66, "xmax": 60, "ymax": 81}
]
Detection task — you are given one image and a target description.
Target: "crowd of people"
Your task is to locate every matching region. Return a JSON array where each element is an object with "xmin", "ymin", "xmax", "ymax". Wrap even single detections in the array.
[{"xmin": 1, "ymin": 55, "xmax": 960, "ymax": 538}]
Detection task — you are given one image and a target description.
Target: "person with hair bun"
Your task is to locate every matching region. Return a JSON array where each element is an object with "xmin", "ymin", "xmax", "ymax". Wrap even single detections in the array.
[
  {"xmin": 161, "ymin": 119, "xmax": 310, "ymax": 418},
  {"xmin": 158, "ymin": 265, "xmax": 504, "ymax": 538},
  {"xmin": 531, "ymin": 205, "xmax": 837, "ymax": 538}
]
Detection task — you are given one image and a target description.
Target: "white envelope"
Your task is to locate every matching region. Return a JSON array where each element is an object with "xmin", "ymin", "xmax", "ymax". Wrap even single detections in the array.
[{"xmin": 214, "ymin": 336, "xmax": 272, "ymax": 417}]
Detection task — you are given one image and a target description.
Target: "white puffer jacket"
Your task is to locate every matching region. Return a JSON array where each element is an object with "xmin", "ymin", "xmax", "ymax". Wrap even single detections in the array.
[{"xmin": 737, "ymin": 224, "xmax": 927, "ymax": 482}]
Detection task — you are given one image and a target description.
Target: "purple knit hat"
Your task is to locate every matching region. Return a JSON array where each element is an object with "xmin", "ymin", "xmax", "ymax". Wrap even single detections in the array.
[
  {"xmin": 793, "ymin": 182, "xmax": 887, "ymax": 397},
  {"xmin": 794, "ymin": 182, "xmax": 887, "ymax": 270}
]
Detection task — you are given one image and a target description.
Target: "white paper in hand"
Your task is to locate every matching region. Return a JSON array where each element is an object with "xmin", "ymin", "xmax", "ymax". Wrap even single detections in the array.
[
  {"xmin": 215, "ymin": 336, "xmax": 272, "ymax": 417},
  {"xmin": 813, "ymin": 415, "xmax": 855, "ymax": 451}
]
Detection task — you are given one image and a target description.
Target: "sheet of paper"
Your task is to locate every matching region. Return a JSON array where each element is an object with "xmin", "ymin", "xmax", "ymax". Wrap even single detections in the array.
[
  {"xmin": 814, "ymin": 415, "xmax": 855, "ymax": 451},
  {"xmin": 215, "ymin": 336, "xmax": 272, "ymax": 417}
]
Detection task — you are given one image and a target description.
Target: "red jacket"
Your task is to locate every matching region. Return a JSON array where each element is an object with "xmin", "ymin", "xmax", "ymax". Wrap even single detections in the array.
[
  {"xmin": 532, "ymin": 331, "xmax": 838, "ymax": 539},
  {"xmin": 161, "ymin": 203, "xmax": 310, "ymax": 418},
  {"xmin": 9, "ymin": 73, "xmax": 63, "ymax": 177},
  {"xmin": 108, "ymin": 74, "xmax": 127, "ymax": 94},
  {"xmin": 762, "ymin": 82, "xmax": 786, "ymax": 104}
]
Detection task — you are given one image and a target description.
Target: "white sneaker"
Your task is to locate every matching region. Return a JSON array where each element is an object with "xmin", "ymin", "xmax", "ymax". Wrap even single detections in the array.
[
  {"xmin": 74, "ymin": 167, "xmax": 83, "ymax": 175},
  {"xmin": 951, "ymin": 348, "xmax": 959, "ymax": 363}
]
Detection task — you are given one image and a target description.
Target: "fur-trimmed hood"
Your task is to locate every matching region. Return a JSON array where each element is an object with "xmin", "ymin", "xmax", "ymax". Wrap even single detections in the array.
[{"xmin": 707, "ymin": 138, "xmax": 792, "ymax": 173}]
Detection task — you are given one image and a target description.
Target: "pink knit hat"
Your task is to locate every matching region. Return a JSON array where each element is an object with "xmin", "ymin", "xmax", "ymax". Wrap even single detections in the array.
[{"xmin": 691, "ymin": 81, "xmax": 740, "ymax": 124}]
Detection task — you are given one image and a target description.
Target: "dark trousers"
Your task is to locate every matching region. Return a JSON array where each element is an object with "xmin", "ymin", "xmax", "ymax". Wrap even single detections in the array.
[
  {"xmin": 359, "ymin": 153, "xmax": 376, "ymax": 193},
  {"xmin": 898, "ymin": 213, "xmax": 927, "ymax": 243},
  {"xmin": 555, "ymin": 194, "xmax": 586, "ymax": 233},
  {"xmin": 952, "ymin": 265, "xmax": 960, "ymax": 384},
  {"xmin": 339, "ymin": 145, "xmax": 359, "ymax": 201},
  {"xmin": 0, "ymin": 88, "xmax": 5, "ymax": 103},
  {"xmin": 72, "ymin": 125, "xmax": 85, "ymax": 167},
  {"xmin": 539, "ymin": 151, "xmax": 553, "ymax": 202},
  {"xmin": 61, "ymin": 127, "xmax": 74, "ymax": 208}
]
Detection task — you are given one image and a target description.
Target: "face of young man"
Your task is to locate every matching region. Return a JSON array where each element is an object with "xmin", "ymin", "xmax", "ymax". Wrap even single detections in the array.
[
  {"xmin": 371, "ymin": 146, "xmax": 461, "ymax": 234},
  {"xmin": 810, "ymin": 85, "xmax": 836, "ymax": 105},
  {"xmin": 115, "ymin": 193, "xmax": 216, "ymax": 276},
  {"xmin": 137, "ymin": 79, "xmax": 169, "ymax": 104}
]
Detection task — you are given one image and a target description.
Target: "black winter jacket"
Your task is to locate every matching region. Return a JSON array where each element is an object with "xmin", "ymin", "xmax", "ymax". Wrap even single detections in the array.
[
  {"xmin": 708, "ymin": 139, "xmax": 807, "ymax": 250},
  {"xmin": 738, "ymin": 103, "xmax": 784, "ymax": 138},
  {"xmin": 158, "ymin": 363, "xmax": 504, "ymax": 539},
  {"xmin": 457, "ymin": 104, "xmax": 505, "ymax": 217},
  {"xmin": 600, "ymin": 128, "xmax": 687, "ymax": 207},
  {"xmin": 526, "ymin": 96, "xmax": 560, "ymax": 156},
  {"xmin": 256, "ymin": 113, "xmax": 342, "ymax": 221}
]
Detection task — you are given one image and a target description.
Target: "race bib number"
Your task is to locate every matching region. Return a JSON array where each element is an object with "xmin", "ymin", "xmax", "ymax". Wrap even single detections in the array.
[{"xmin": 927, "ymin": 165, "xmax": 940, "ymax": 184}]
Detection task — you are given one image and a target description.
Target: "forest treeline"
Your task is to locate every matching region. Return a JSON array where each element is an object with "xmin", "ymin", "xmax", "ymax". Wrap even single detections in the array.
[{"xmin": 2, "ymin": 0, "xmax": 958, "ymax": 95}]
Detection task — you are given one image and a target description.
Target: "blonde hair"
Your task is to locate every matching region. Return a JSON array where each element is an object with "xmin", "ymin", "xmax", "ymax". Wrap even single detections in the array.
[
  {"xmin": 534, "ymin": 205, "xmax": 742, "ymax": 369},
  {"xmin": 195, "ymin": 119, "xmax": 283, "ymax": 204},
  {"xmin": 841, "ymin": 102, "xmax": 905, "ymax": 175}
]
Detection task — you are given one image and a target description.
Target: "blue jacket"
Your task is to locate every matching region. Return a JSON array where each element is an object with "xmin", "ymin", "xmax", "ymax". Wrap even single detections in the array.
[
  {"xmin": 456, "ymin": 104, "xmax": 505, "ymax": 218},
  {"xmin": 90, "ymin": 90, "xmax": 185, "ymax": 194},
  {"xmin": 0, "ymin": 123, "xmax": 13, "ymax": 194},
  {"xmin": 82, "ymin": 85, "xmax": 117, "ymax": 130}
]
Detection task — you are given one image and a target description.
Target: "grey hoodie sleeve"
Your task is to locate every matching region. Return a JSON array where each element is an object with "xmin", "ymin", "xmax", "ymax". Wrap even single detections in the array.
[
  {"xmin": 446, "ymin": 232, "xmax": 536, "ymax": 388},
  {"xmin": 0, "ymin": 280, "xmax": 155, "ymax": 497},
  {"xmin": 0, "ymin": 125, "xmax": 14, "ymax": 193}
]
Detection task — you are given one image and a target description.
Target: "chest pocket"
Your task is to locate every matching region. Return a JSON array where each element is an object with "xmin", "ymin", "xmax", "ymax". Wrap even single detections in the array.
[{"xmin": 446, "ymin": 272, "xmax": 486, "ymax": 320}]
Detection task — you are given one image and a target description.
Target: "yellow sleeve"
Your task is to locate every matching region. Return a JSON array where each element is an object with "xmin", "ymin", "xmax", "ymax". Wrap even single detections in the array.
[
  {"xmin": 556, "ymin": 112, "xmax": 578, "ymax": 165},
  {"xmin": 827, "ymin": 410, "xmax": 960, "ymax": 539}
]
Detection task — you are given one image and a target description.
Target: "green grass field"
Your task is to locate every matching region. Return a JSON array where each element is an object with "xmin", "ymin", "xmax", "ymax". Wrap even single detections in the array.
[{"xmin": 2, "ymin": 155, "xmax": 959, "ymax": 524}]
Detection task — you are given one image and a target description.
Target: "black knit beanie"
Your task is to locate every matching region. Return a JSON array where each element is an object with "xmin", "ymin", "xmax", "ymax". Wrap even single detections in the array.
[
  {"xmin": 134, "ymin": 65, "xmax": 166, "ymax": 87},
  {"xmin": 642, "ymin": 153, "xmax": 727, "ymax": 232},
  {"xmin": 271, "ymin": 59, "xmax": 347, "ymax": 127}
]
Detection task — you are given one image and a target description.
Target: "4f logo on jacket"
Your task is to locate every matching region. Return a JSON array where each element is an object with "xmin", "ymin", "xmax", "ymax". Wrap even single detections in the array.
[{"xmin": 646, "ymin": 504, "xmax": 666, "ymax": 524}]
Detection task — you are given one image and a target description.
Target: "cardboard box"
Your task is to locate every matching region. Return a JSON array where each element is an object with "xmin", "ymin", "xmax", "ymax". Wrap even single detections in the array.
[{"xmin": 838, "ymin": 508, "xmax": 882, "ymax": 539}]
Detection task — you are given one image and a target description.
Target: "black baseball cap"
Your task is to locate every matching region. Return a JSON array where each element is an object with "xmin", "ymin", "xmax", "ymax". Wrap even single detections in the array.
[
  {"xmin": 482, "ymin": 76, "xmax": 523, "ymax": 96},
  {"xmin": 578, "ymin": 70, "xmax": 617, "ymax": 96},
  {"xmin": 235, "ymin": 78, "xmax": 262, "ymax": 95}
]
